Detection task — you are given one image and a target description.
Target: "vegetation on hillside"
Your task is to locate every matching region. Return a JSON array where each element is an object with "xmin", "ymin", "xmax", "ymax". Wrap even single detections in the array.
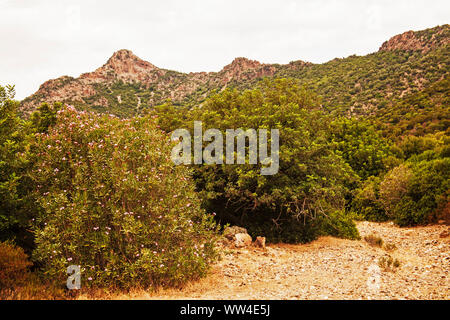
[{"xmin": 1, "ymin": 24, "xmax": 449, "ymax": 297}]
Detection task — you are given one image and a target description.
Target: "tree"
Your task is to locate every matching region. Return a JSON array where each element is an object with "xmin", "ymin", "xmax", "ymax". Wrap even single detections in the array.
[
  {"xmin": 185, "ymin": 79, "xmax": 359, "ymax": 243},
  {"xmin": 0, "ymin": 85, "xmax": 35, "ymax": 251}
]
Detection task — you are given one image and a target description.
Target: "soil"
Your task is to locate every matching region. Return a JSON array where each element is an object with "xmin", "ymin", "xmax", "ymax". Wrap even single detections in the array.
[{"xmin": 93, "ymin": 221, "xmax": 450, "ymax": 300}]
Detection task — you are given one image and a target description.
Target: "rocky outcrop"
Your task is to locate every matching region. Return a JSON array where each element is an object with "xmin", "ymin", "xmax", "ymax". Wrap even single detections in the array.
[
  {"xmin": 379, "ymin": 25, "xmax": 449, "ymax": 52},
  {"xmin": 20, "ymin": 25, "xmax": 449, "ymax": 116},
  {"xmin": 79, "ymin": 49, "xmax": 164, "ymax": 84},
  {"xmin": 217, "ymin": 57, "xmax": 277, "ymax": 84}
]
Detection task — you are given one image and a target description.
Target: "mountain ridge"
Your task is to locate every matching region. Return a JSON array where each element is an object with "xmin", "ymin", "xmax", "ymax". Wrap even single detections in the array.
[{"xmin": 21, "ymin": 24, "xmax": 449, "ymax": 118}]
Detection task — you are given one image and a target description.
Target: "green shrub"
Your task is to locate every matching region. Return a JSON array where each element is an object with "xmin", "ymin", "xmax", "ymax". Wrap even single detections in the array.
[
  {"xmin": 378, "ymin": 255, "xmax": 401, "ymax": 272},
  {"xmin": 330, "ymin": 117, "xmax": 395, "ymax": 180},
  {"xmin": 186, "ymin": 79, "xmax": 358, "ymax": 243},
  {"xmin": 30, "ymin": 106, "xmax": 219, "ymax": 289},
  {"xmin": 0, "ymin": 84, "xmax": 36, "ymax": 252},
  {"xmin": 351, "ymin": 176, "xmax": 388, "ymax": 222},
  {"xmin": 379, "ymin": 164, "xmax": 413, "ymax": 218},
  {"xmin": 320, "ymin": 210, "xmax": 360, "ymax": 240},
  {"xmin": 392, "ymin": 158, "xmax": 449, "ymax": 226},
  {"xmin": 376, "ymin": 156, "xmax": 449, "ymax": 226}
]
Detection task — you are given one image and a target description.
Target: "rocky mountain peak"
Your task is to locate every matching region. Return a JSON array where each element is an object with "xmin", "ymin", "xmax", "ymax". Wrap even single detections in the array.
[
  {"xmin": 222, "ymin": 57, "xmax": 262, "ymax": 73},
  {"xmin": 379, "ymin": 24, "xmax": 449, "ymax": 52},
  {"xmin": 102, "ymin": 49, "xmax": 158, "ymax": 75},
  {"xmin": 79, "ymin": 49, "xmax": 161, "ymax": 83},
  {"xmin": 217, "ymin": 57, "xmax": 277, "ymax": 83}
]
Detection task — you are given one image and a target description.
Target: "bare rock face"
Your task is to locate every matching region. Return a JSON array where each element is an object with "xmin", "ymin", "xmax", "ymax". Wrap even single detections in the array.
[
  {"xmin": 217, "ymin": 57, "xmax": 277, "ymax": 84},
  {"xmin": 80, "ymin": 49, "xmax": 163, "ymax": 84},
  {"xmin": 234, "ymin": 233, "xmax": 253, "ymax": 248}
]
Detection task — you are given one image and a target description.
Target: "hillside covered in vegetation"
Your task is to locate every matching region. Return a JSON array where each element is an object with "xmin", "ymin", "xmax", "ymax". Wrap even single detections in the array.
[
  {"xmin": 1, "ymin": 24, "xmax": 448, "ymax": 298},
  {"xmin": 21, "ymin": 25, "xmax": 449, "ymax": 120}
]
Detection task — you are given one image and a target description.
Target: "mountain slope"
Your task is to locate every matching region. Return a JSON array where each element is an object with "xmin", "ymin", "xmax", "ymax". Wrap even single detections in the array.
[
  {"xmin": 21, "ymin": 25, "xmax": 449, "ymax": 120},
  {"xmin": 21, "ymin": 50, "xmax": 287, "ymax": 117}
]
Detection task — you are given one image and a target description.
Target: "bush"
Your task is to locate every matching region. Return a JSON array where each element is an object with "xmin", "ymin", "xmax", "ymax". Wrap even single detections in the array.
[
  {"xmin": 351, "ymin": 176, "xmax": 387, "ymax": 222},
  {"xmin": 0, "ymin": 241, "xmax": 32, "ymax": 291},
  {"xmin": 185, "ymin": 79, "xmax": 358, "ymax": 243},
  {"xmin": 377, "ymin": 157, "xmax": 449, "ymax": 226},
  {"xmin": 364, "ymin": 234, "xmax": 383, "ymax": 247},
  {"xmin": 0, "ymin": 84, "xmax": 35, "ymax": 252},
  {"xmin": 320, "ymin": 210, "xmax": 360, "ymax": 240},
  {"xmin": 392, "ymin": 158, "xmax": 449, "ymax": 226},
  {"xmin": 30, "ymin": 106, "xmax": 219, "ymax": 289},
  {"xmin": 330, "ymin": 117, "xmax": 395, "ymax": 180},
  {"xmin": 378, "ymin": 255, "xmax": 401, "ymax": 272},
  {"xmin": 379, "ymin": 164, "xmax": 413, "ymax": 218}
]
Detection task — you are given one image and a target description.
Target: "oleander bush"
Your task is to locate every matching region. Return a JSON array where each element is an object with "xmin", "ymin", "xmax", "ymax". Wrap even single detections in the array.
[{"xmin": 30, "ymin": 106, "xmax": 219, "ymax": 289}]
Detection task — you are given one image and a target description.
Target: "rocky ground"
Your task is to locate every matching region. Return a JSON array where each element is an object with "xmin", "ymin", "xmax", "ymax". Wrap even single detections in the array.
[{"xmin": 108, "ymin": 221, "xmax": 450, "ymax": 300}]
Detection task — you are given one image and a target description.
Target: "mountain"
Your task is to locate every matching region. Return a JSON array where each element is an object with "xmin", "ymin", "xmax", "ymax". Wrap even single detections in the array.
[
  {"xmin": 21, "ymin": 25, "xmax": 449, "ymax": 119},
  {"xmin": 21, "ymin": 50, "xmax": 286, "ymax": 117}
]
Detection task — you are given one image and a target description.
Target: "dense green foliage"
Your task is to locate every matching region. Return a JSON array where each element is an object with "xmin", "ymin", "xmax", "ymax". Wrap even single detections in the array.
[
  {"xmin": 1, "ymin": 25, "xmax": 449, "ymax": 294},
  {"xmin": 158, "ymin": 79, "xmax": 360, "ymax": 243},
  {"xmin": 330, "ymin": 117, "xmax": 397, "ymax": 180},
  {"xmin": 0, "ymin": 86, "xmax": 35, "ymax": 251},
  {"xmin": 375, "ymin": 76, "xmax": 450, "ymax": 138},
  {"xmin": 353, "ymin": 134, "xmax": 449, "ymax": 225},
  {"xmin": 29, "ymin": 106, "xmax": 218, "ymax": 288}
]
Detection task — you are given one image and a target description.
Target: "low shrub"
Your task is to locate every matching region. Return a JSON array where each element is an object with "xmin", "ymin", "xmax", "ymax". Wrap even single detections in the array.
[
  {"xmin": 378, "ymin": 255, "xmax": 401, "ymax": 272},
  {"xmin": 364, "ymin": 234, "xmax": 383, "ymax": 247},
  {"xmin": 0, "ymin": 241, "xmax": 32, "ymax": 291},
  {"xmin": 383, "ymin": 243, "xmax": 397, "ymax": 251},
  {"xmin": 351, "ymin": 176, "xmax": 388, "ymax": 222}
]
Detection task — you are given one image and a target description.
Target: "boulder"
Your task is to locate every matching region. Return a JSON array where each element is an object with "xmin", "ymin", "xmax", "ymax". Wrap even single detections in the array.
[
  {"xmin": 234, "ymin": 233, "xmax": 252, "ymax": 248},
  {"xmin": 223, "ymin": 226, "xmax": 248, "ymax": 241}
]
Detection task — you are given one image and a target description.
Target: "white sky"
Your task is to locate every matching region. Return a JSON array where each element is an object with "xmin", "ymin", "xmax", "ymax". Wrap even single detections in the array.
[{"xmin": 1, "ymin": 0, "xmax": 449, "ymax": 100}]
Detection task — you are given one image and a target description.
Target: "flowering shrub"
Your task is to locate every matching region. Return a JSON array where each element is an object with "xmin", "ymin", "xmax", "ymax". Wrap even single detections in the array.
[{"xmin": 30, "ymin": 106, "xmax": 218, "ymax": 289}]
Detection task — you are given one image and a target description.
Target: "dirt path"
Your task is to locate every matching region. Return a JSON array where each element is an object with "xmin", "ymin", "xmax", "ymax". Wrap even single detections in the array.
[{"xmin": 106, "ymin": 222, "xmax": 450, "ymax": 300}]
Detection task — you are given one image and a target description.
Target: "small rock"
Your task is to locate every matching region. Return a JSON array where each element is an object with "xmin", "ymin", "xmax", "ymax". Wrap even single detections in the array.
[
  {"xmin": 439, "ymin": 229, "xmax": 450, "ymax": 238},
  {"xmin": 255, "ymin": 236, "xmax": 266, "ymax": 249}
]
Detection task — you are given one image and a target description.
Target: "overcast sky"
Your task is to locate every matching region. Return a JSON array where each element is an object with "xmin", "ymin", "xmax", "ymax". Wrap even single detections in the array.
[{"xmin": 1, "ymin": 0, "xmax": 449, "ymax": 100}]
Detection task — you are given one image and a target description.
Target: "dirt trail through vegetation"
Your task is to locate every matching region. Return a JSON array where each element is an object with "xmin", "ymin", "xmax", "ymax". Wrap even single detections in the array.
[{"xmin": 96, "ymin": 222, "xmax": 450, "ymax": 300}]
